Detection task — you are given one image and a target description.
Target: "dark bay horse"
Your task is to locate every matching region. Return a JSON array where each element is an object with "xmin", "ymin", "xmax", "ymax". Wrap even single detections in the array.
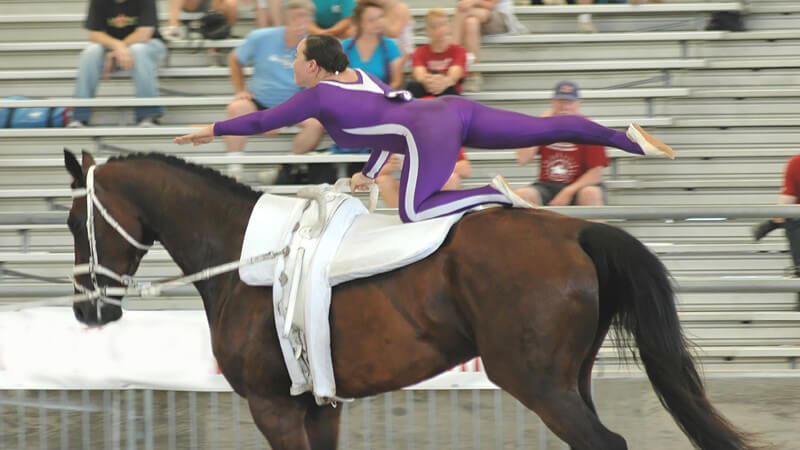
[{"xmin": 63, "ymin": 150, "xmax": 753, "ymax": 450}]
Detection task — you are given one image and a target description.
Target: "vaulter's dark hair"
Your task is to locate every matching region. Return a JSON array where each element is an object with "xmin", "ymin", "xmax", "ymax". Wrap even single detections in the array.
[{"xmin": 304, "ymin": 34, "xmax": 349, "ymax": 73}]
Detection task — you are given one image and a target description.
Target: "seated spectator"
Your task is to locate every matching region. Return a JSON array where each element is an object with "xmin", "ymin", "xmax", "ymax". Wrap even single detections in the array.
[
  {"xmin": 376, "ymin": 150, "xmax": 472, "ymax": 208},
  {"xmin": 70, "ymin": 0, "xmax": 167, "ymax": 127},
  {"xmin": 452, "ymin": 0, "xmax": 526, "ymax": 91},
  {"xmin": 310, "ymin": 0, "xmax": 356, "ymax": 38},
  {"xmin": 514, "ymin": 81, "xmax": 608, "ymax": 206},
  {"xmin": 164, "ymin": 0, "xmax": 239, "ymax": 40},
  {"xmin": 341, "ymin": 1, "xmax": 404, "ymax": 89},
  {"xmin": 224, "ymin": 0, "xmax": 325, "ymax": 178},
  {"xmin": 371, "ymin": 0, "xmax": 414, "ymax": 63},
  {"xmin": 256, "ymin": 0, "xmax": 283, "ymax": 27},
  {"xmin": 407, "ymin": 8, "xmax": 466, "ymax": 98},
  {"xmin": 753, "ymin": 155, "xmax": 800, "ymax": 308}
]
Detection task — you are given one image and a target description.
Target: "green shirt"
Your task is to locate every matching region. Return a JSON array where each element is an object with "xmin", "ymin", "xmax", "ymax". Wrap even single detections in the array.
[{"xmin": 313, "ymin": 0, "xmax": 354, "ymax": 29}]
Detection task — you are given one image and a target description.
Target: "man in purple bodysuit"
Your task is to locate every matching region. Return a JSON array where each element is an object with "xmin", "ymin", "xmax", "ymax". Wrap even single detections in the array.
[{"xmin": 176, "ymin": 35, "xmax": 674, "ymax": 223}]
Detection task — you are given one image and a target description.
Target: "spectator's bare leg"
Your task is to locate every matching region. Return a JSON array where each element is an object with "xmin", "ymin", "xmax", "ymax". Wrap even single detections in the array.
[
  {"xmin": 291, "ymin": 119, "xmax": 325, "ymax": 154},
  {"xmin": 376, "ymin": 174, "xmax": 401, "ymax": 208},
  {"xmin": 183, "ymin": 0, "xmax": 204, "ymax": 13},
  {"xmin": 442, "ymin": 172, "xmax": 463, "ymax": 191},
  {"xmin": 255, "ymin": 0, "xmax": 283, "ymax": 27},
  {"xmin": 224, "ymin": 98, "xmax": 257, "ymax": 152},
  {"xmin": 575, "ymin": 185, "xmax": 603, "ymax": 206},
  {"xmin": 516, "ymin": 187, "xmax": 543, "ymax": 206},
  {"xmin": 167, "ymin": 0, "xmax": 185, "ymax": 27},
  {"xmin": 577, "ymin": 0, "xmax": 596, "ymax": 33},
  {"xmin": 463, "ymin": 9, "xmax": 490, "ymax": 62}
]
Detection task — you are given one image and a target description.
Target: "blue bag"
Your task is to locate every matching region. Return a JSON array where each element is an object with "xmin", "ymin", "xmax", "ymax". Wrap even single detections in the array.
[{"xmin": 0, "ymin": 96, "xmax": 71, "ymax": 128}]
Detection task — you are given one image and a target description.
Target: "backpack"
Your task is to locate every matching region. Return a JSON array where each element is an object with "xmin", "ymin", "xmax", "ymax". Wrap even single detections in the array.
[
  {"xmin": 187, "ymin": 11, "xmax": 231, "ymax": 40},
  {"xmin": 0, "ymin": 96, "xmax": 71, "ymax": 128}
]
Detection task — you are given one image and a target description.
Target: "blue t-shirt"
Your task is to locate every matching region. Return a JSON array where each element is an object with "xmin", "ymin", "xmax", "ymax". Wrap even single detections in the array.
[
  {"xmin": 314, "ymin": 0, "xmax": 355, "ymax": 29},
  {"xmin": 235, "ymin": 27, "xmax": 301, "ymax": 108},
  {"xmin": 341, "ymin": 36, "xmax": 402, "ymax": 84}
]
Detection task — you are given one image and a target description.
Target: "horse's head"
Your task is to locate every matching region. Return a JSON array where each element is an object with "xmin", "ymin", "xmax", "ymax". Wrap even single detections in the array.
[{"xmin": 64, "ymin": 150, "xmax": 155, "ymax": 326}]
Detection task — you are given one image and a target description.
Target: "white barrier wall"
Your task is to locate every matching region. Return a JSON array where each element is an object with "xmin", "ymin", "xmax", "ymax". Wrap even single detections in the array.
[{"xmin": 0, "ymin": 307, "xmax": 493, "ymax": 391}]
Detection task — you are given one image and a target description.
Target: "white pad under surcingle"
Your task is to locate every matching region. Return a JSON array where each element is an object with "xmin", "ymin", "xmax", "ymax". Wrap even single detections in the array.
[{"xmin": 240, "ymin": 189, "xmax": 468, "ymax": 405}]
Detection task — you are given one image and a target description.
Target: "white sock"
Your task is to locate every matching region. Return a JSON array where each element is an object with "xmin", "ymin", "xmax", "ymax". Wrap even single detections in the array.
[
  {"xmin": 466, "ymin": 52, "xmax": 476, "ymax": 68},
  {"xmin": 578, "ymin": 13, "xmax": 592, "ymax": 24}
]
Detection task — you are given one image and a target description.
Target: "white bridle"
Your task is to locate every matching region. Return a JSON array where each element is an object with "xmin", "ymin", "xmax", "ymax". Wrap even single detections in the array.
[
  {"xmin": 64, "ymin": 165, "xmax": 289, "ymax": 318},
  {"xmin": 70, "ymin": 165, "xmax": 152, "ymax": 315}
]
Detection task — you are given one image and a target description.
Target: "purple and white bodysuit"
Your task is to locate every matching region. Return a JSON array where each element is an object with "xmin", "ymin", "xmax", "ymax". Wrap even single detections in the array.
[{"xmin": 214, "ymin": 69, "xmax": 647, "ymax": 223}]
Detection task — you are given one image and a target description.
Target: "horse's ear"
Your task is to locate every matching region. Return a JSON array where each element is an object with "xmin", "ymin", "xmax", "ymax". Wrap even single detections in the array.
[
  {"xmin": 64, "ymin": 148, "xmax": 84, "ymax": 187},
  {"xmin": 81, "ymin": 150, "xmax": 96, "ymax": 171}
]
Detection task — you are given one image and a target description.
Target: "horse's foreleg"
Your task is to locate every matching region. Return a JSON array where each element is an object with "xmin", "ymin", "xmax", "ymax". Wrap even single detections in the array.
[
  {"xmin": 247, "ymin": 394, "xmax": 311, "ymax": 450},
  {"xmin": 305, "ymin": 403, "xmax": 342, "ymax": 450}
]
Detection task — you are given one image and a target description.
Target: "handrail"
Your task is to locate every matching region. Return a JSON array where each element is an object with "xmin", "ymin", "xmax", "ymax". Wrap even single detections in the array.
[{"xmin": 3, "ymin": 205, "xmax": 800, "ymax": 226}]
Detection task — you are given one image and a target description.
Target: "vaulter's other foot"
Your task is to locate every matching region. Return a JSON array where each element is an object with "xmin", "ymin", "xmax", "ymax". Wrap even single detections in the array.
[
  {"xmin": 627, "ymin": 123, "xmax": 675, "ymax": 159},
  {"xmin": 490, "ymin": 175, "xmax": 536, "ymax": 209}
]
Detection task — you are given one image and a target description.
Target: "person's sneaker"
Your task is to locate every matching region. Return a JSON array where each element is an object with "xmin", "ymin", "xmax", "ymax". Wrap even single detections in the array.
[
  {"xmin": 162, "ymin": 25, "xmax": 184, "ymax": 42},
  {"xmin": 66, "ymin": 120, "xmax": 86, "ymax": 128},
  {"xmin": 226, "ymin": 163, "xmax": 245, "ymax": 181},
  {"xmin": 137, "ymin": 117, "xmax": 160, "ymax": 127},
  {"xmin": 490, "ymin": 175, "xmax": 536, "ymax": 209},
  {"xmin": 463, "ymin": 73, "xmax": 483, "ymax": 93},
  {"xmin": 255, "ymin": 168, "xmax": 279, "ymax": 185},
  {"xmin": 626, "ymin": 123, "xmax": 675, "ymax": 159}
]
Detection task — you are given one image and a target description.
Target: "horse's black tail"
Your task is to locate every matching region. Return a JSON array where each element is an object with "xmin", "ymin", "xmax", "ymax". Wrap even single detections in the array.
[{"xmin": 578, "ymin": 223, "xmax": 754, "ymax": 450}]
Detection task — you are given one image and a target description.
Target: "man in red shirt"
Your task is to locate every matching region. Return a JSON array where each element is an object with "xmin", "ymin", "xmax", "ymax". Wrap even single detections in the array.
[
  {"xmin": 514, "ymin": 81, "xmax": 609, "ymax": 206},
  {"xmin": 406, "ymin": 8, "xmax": 466, "ymax": 98},
  {"xmin": 754, "ymin": 155, "xmax": 800, "ymax": 295}
]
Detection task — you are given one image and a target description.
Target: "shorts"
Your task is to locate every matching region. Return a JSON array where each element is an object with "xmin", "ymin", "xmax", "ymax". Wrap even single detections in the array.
[
  {"xmin": 532, "ymin": 181, "xmax": 607, "ymax": 205},
  {"xmin": 252, "ymin": 98, "xmax": 269, "ymax": 111},
  {"xmin": 481, "ymin": 11, "xmax": 509, "ymax": 35}
]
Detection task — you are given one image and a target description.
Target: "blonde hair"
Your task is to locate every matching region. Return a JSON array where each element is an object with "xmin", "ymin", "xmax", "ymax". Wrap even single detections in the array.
[{"xmin": 425, "ymin": 8, "xmax": 449, "ymax": 26}]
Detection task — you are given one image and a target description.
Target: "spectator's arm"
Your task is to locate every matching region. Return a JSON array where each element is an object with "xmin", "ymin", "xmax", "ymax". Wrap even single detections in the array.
[
  {"xmin": 388, "ymin": 57, "xmax": 405, "ymax": 89},
  {"xmin": 454, "ymin": 159, "xmax": 471, "ymax": 178},
  {"xmin": 411, "ymin": 65, "xmax": 430, "ymax": 82},
  {"xmin": 122, "ymin": 27, "xmax": 155, "ymax": 46},
  {"xmin": 228, "ymin": 50, "xmax": 247, "ymax": 94},
  {"xmin": 89, "ymin": 31, "xmax": 125, "ymax": 50},
  {"xmin": 311, "ymin": 18, "xmax": 353, "ymax": 36},
  {"xmin": 565, "ymin": 166, "xmax": 604, "ymax": 195},
  {"xmin": 444, "ymin": 64, "xmax": 465, "ymax": 88}
]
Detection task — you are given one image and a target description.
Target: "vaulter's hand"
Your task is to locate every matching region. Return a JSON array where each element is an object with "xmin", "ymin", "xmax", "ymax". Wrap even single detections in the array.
[
  {"xmin": 350, "ymin": 172, "xmax": 374, "ymax": 192},
  {"xmin": 753, "ymin": 220, "xmax": 782, "ymax": 241},
  {"xmin": 174, "ymin": 125, "xmax": 215, "ymax": 146}
]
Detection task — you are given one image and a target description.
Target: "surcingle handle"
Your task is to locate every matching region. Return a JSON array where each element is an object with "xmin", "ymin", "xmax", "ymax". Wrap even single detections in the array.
[{"xmin": 334, "ymin": 178, "xmax": 379, "ymax": 212}]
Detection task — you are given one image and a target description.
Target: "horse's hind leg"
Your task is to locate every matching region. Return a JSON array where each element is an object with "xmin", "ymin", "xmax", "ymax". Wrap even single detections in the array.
[
  {"xmin": 479, "ymin": 290, "xmax": 626, "ymax": 450},
  {"xmin": 247, "ymin": 394, "xmax": 312, "ymax": 450},
  {"xmin": 305, "ymin": 403, "xmax": 342, "ymax": 450},
  {"xmin": 577, "ymin": 316, "xmax": 612, "ymax": 417}
]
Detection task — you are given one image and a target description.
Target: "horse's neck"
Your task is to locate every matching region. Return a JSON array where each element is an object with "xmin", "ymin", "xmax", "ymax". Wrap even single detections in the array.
[{"xmin": 128, "ymin": 167, "xmax": 256, "ymax": 322}]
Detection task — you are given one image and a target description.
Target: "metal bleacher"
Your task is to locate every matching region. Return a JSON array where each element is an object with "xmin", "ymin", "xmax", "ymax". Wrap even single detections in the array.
[{"xmin": 0, "ymin": 0, "xmax": 799, "ymax": 372}]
